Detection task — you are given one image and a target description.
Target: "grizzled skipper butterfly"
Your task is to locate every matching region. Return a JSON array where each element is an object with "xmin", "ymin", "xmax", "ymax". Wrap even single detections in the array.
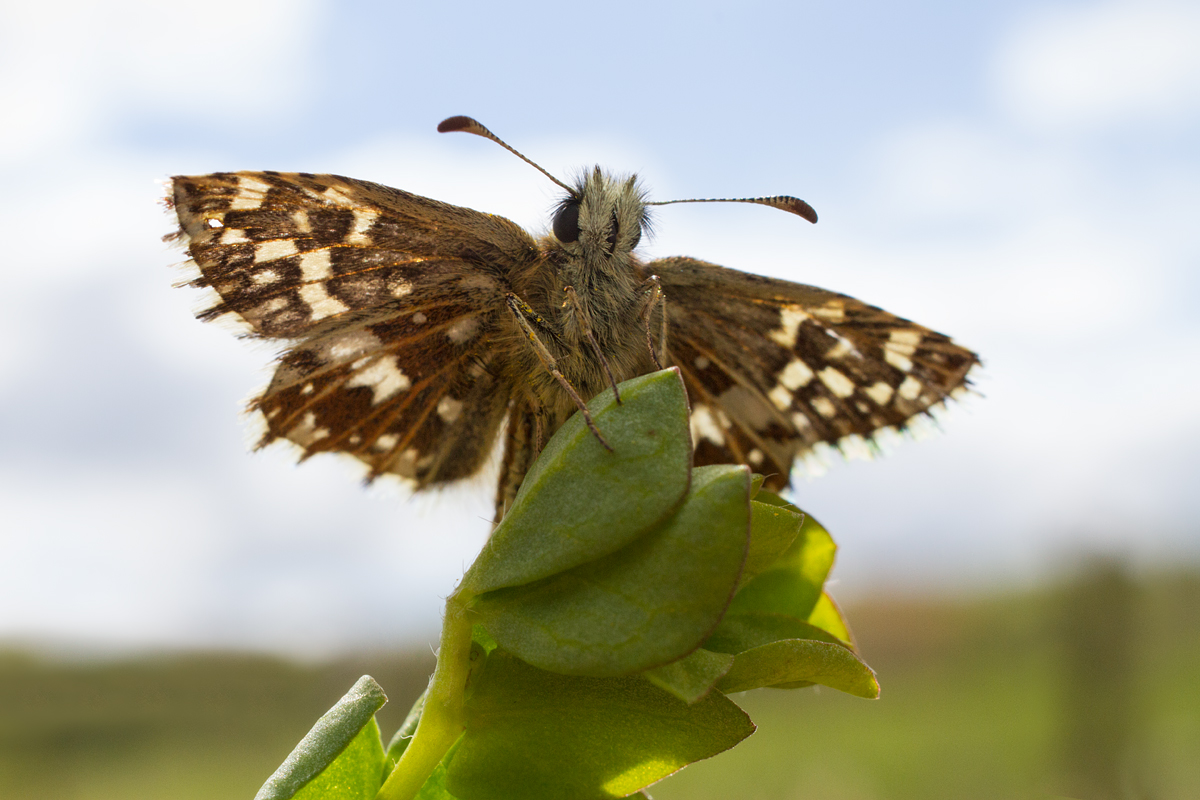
[{"xmin": 165, "ymin": 116, "xmax": 979, "ymax": 519}]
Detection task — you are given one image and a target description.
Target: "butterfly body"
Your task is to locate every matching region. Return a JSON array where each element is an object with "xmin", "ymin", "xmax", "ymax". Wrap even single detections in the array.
[{"xmin": 166, "ymin": 119, "xmax": 978, "ymax": 520}]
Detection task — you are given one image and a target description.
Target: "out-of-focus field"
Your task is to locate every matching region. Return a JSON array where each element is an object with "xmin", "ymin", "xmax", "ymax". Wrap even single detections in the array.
[{"xmin": 2, "ymin": 567, "xmax": 1196, "ymax": 800}]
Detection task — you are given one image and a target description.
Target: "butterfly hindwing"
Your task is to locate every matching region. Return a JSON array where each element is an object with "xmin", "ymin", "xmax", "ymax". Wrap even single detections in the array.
[{"xmin": 652, "ymin": 257, "xmax": 979, "ymax": 486}]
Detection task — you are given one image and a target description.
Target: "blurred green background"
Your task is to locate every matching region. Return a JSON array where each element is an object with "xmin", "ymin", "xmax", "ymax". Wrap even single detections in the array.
[{"xmin": 4, "ymin": 564, "xmax": 1196, "ymax": 800}]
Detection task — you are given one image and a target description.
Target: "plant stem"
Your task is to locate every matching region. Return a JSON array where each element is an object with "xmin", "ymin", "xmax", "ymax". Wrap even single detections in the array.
[{"xmin": 376, "ymin": 589, "xmax": 474, "ymax": 800}]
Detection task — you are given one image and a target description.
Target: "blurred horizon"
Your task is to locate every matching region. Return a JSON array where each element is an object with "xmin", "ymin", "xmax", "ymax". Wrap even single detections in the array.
[
  {"xmin": 4, "ymin": 563, "xmax": 1198, "ymax": 798},
  {"xmin": 2, "ymin": 0, "xmax": 1199, "ymax": 658}
]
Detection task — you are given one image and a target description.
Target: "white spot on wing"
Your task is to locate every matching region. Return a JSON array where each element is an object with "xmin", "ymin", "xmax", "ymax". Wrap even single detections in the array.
[
  {"xmin": 298, "ymin": 283, "xmax": 349, "ymax": 320},
  {"xmin": 374, "ymin": 433, "xmax": 399, "ymax": 451},
  {"xmin": 811, "ymin": 396, "xmax": 837, "ymax": 418},
  {"xmin": 694, "ymin": 356, "xmax": 711, "ymax": 370},
  {"xmin": 347, "ymin": 356, "xmax": 411, "ymax": 405},
  {"xmin": 252, "ymin": 269, "xmax": 280, "ymax": 285},
  {"xmin": 288, "ymin": 412, "xmax": 329, "ymax": 447},
  {"xmin": 791, "ymin": 412, "xmax": 812, "ymax": 430},
  {"xmin": 779, "ymin": 358, "xmax": 814, "ymax": 389},
  {"xmin": 768, "ymin": 305, "xmax": 809, "ymax": 348},
  {"xmin": 437, "ymin": 396, "xmax": 464, "ymax": 423},
  {"xmin": 412, "ymin": 311, "xmax": 427, "ymax": 324},
  {"xmin": 255, "ymin": 239, "xmax": 299, "ymax": 262},
  {"xmin": 345, "ymin": 209, "xmax": 378, "ymax": 245},
  {"xmin": 885, "ymin": 350, "xmax": 913, "ymax": 372},
  {"xmin": 325, "ymin": 330, "xmax": 382, "ymax": 363},
  {"xmin": 446, "ymin": 317, "xmax": 481, "ymax": 344},
  {"xmin": 321, "ymin": 185, "xmax": 354, "ymax": 205},
  {"xmin": 690, "ymin": 404, "xmax": 726, "ymax": 447},
  {"xmin": 220, "ymin": 228, "xmax": 248, "ymax": 244},
  {"xmin": 292, "ymin": 210, "xmax": 312, "ymax": 234},
  {"xmin": 885, "ymin": 329, "xmax": 922, "ymax": 372},
  {"xmin": 748, "ymin": 448, "xmax": 764, "ymax": 466},
  {"xmin": 390, "ymin": 278, "xmax": 413, "ymax": 298},
  {"xmin": 818, "ymin": 367, "xmax": 856, "ymax": 398},
  {"xmin": 865, "ymin": 381, "xmax": 894, "ymax": 406},
  {"xmin": 768, "ymin": 384, "xmax": 792, "ymax": 410},
  {"xmin": 812, "ymin": 303, "xmax": 845, "ymax": 323},
  {"xmin": 897, "ymin": 376, "xmax": 923, "ymax": 401},
  {"xmin": 299, "ymin": 249, "xmax": 333, "ymax": 281},
  {"xmin": 230, "ymin": 176, "xmax": 271, "ymax": 210}
]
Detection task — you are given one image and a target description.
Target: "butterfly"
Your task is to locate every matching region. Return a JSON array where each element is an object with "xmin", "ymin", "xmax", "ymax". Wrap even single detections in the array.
[{"xmin": 165, "ymin": 116, "xmax": 979, "ymax": 520}]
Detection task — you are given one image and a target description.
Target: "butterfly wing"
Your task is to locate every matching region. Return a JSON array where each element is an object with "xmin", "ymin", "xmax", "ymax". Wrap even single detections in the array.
[
  {"xmin": 652, "ymin": 257, "xmax": 979, "ymax": 489},
  {"xmin": 168, "ymin": 171, "xmax": 535, "ymax": 487}
]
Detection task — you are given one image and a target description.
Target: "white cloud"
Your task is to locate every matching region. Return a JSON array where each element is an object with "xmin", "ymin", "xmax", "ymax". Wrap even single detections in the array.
[
  {"xmin": 0, "ymin": 0, "xmax": 320, "ymax": 163},
  {"xmin": 993, "ymin": 0, "xmax": 1200, "ymax": 131}
]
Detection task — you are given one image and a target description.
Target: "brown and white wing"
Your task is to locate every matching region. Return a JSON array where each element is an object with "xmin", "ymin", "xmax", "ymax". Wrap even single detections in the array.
[
  {"xmin": 167, "ymin": 171, "xmax": 534, "ymax": 487},
  {"xmin": 652, "ymin": 257, "xmax": 979, "ymax": 490}
]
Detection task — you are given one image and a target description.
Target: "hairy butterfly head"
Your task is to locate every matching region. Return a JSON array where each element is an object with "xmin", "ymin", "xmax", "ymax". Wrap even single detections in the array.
[{"xmin": 551, "ymin": 168, "xmax": 651, "ymax": 266}]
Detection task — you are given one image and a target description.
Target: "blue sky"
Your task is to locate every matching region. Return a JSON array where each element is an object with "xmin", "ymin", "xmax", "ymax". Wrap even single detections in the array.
[{"xmin": 2, "ymin": 0, "xmax": 1198, "ymax": 656}]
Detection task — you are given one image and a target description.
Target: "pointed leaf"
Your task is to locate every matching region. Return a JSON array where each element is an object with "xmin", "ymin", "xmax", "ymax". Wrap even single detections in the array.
[
  {"xmin": 716, "ymin": 638, "xmax": 879, "ymax": 698},
  {"xmin": 255, "ymin": 676, "xmax": 387, "ymax": 800},
  {"xmin": 808, "ymin": 590, "xmax": 855, "ymax": 646},
  {"xmin": 471, "ymin": 465, "xmax": 751, "ymax": 676},
  {"xmin": 463, "ymin": 369, "xmax": 693, "ymax": 594},
  {"xmin": 445, "ymin": 650, "xmax": 755, "ymax": 800}
]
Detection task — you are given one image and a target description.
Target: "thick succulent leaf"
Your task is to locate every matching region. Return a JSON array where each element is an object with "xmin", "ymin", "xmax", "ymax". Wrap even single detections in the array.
[
  {"xmin": 445, "ymin": 650, "xmax": 754, "ymax": 800},
  {"xmin": 463, "ymin": 369, "xmax": 692, "ymax": 594},
  {"xmin": 704, "ymin": 612, "xmax": 848, "ymax": 654},
  {"xmin": 807, "ymin": 590, "xmax": 855, "ymax": 646},
  {"xmin": 725, "ymin": 512, "xmax": 835, "ymax": 620},
  {"xmin": 738, "ymin": 499, "xmax": 805, "ymax": 590},
  {"xmin": 471, "ymin": 465, "xmax": 751, "ymax": 676},
  {"xmin": 255, "ymin": 676, "xmax": 387, "ymax": 800},
  {"xmin": 643, "ymin": 647, "xmax": 736, "ymax": 704},
  {"xmin": 716, "ymin": 638, "xmax": 879, "ymax": 698}
]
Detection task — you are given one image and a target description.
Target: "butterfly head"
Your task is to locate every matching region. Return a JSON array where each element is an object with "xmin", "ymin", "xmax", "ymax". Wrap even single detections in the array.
[{"xmin": 551, "ymin": 167, "xmax": 651, "ymax": 263}]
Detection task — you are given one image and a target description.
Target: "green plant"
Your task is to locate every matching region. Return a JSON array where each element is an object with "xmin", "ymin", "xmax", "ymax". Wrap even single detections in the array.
[{"xmin": 252, "ymin": 368, "xmax": 878, "ymax": 800}]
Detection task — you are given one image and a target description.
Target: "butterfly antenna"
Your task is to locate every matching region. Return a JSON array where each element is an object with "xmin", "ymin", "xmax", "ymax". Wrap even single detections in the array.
[
  {"xmin": 438, "ymin": 116, "xmax": 575, "ymax": 195},
  {"xmin": 648, "ymin": 195, "xmax": 818, "ymax": 224}
]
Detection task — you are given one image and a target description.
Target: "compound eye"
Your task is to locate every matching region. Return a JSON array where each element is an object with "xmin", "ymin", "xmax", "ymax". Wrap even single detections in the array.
[
  {"xmin": 553, "ymin": 200, "xmax": 581, "ymax": 243},
  {"xmin": 605, "ymin": 210, "xmax": 619, "ymax": 253}
]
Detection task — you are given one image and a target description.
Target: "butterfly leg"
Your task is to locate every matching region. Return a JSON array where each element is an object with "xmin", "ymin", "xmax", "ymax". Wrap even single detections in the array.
[
  {"xmin": 563, "ymin": 285, "xmax": 621, "ymax": 404},
  {"xmin": 505, "ymin": 293, "xmax": 613, "ymax": 452},
  {"xmin": 638, "ymin": 275, "xmax": 668, "ymax": 370}
]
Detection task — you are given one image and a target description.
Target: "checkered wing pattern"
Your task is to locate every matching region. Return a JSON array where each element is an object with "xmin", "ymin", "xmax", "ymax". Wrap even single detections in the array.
[
  {"xmin": 653, "ymin": 257, "xmax": 979, "ymax": 489},
  {"xmin": 167, "ymin": 171, "xmax": 533, "ymax": 486}
]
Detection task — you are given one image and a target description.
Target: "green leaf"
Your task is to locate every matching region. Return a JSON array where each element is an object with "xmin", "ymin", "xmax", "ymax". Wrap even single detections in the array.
[
  {"xmin": 705, "ymin": 611, "xmax": 848, "ymax": 654},
  {"xmin": 716, "ymin": 638, "xmax": 879, "ymax": 698},
  {"xmin": 384, "ymin": 689, "xmax": 426, "ymax": 768},
  {"xmin": 471, "ymin": 465, "xmax": 751, "ymax": 676},
  {"xmin": 413, "ymin": 763, "xmax": 456, "ymax": 800},
  {"xmin": 445, "ymin": 650, "xmax": 755, "ymax": 800},
  {"xmin": 807, "ymin": 590, "xmax": 855, "ymax": 645},
  {"xmin": 725, "ymin": 512, "xmax": 836, "ymax": 620},
  {"xmin": 737, "ymin": 498, "xmax": 805, "ymax": 590},
  {"xmin": 643, "ymin": 647, "xmax": 736, "ymax": 704},
  {"xmin": 462, "ymin": 369, "xmax": 693, "ymax": 595},
  {"xmin": 255, "ymin": 675, "xmax": 388, "ymax": 800}
]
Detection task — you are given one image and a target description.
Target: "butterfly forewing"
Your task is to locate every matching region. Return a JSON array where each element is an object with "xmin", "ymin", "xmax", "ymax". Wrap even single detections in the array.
[
  {"xmin": 653, "ymin": 257, "xmax": 979, "ymax": 487},
  {"xmin": 169, "ymin": 170, "xmax": 531, "ymax": 488}
]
